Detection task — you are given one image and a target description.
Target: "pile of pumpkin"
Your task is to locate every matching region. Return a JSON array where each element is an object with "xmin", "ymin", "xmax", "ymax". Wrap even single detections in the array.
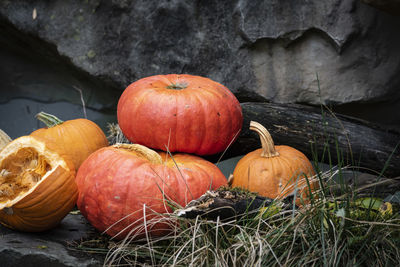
[{"xmin": 0, "ymin": 74, "xmax": 316, "ymax": 240}]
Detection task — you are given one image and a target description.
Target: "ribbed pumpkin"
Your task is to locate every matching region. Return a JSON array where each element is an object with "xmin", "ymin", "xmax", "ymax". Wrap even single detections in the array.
[
  {"xmin": 0, "ymin": 136, "xmax": 77, "ymax": 232},
  {"xmin": 76, "ymin": 144, "xmax": 227, "ymax": 239},
  {"xmin": 31, "ymin": 112, "xmax": 109, "ymax": 170},
  {"xmin": 231, "ymin": 121, "xmax": 317, "ymax": 203},
  {"xmin": 117, "ymin": 74, "xmax": 243, "ymax": 155}
]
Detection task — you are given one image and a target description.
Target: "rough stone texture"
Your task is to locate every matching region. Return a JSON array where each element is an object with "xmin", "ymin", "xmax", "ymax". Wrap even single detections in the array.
[
  {"xmin": 0, "ymin": 213, "xmax": 103, "ymax": 267},
  {"xmin": 0, "ymin": 16, "xmax": 119, "ymax": 138},
  {"xmin": 362, "ymin": 0, "xmax": 400, "ymax": 15},
  {"xmin": 0, "ymin": 0, "xmax": 399, "ymax": 108}
]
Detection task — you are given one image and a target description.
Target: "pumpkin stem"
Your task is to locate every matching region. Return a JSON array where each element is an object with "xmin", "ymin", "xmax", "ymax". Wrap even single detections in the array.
[
  {"xmin": 166, "ymin": 82, "xmax": 188, "ymax": 90},
  {"xmin": 113, "ymin": 143, "xmax": 163, "ymax": 165},
  {"xmin": 250, "ymin": 121, "xmax": 279, "ymax": 158},
  {"xmin": 35, "ymin": 112, "xmax": 64, "ymax": 128}
]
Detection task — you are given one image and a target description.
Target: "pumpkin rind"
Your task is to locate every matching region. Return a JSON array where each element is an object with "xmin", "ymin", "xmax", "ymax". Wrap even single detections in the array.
[
  {"xmin": 0, "ymin": 136, "xmax": 77, "ymax": 232},
  {"xmin": 31, "ymin": 112, "xmax": 109, "ymax": 170},
  {"xmin": 76, "ymin": 144, "xmax": 227, "ymax": 239},
  {"xmin": 117, "ymin": 74, "xmax": 243, "ymax": 155},
  {"xmin": 0, "ymin": 129, "xmax": 12, "ymax": 151},
  {"xmin": 231, "ymin": 121, "xmax": 317, "ymax": 202}
]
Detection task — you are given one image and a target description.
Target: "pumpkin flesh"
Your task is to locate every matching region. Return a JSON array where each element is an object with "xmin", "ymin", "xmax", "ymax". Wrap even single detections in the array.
[
  {"xmin": 0, "ymin": 136, "xmax": 77, "ymax": 232},
  {"xmin": 0, "ymin": 147, "xmax": 50, "ymax": 203}
]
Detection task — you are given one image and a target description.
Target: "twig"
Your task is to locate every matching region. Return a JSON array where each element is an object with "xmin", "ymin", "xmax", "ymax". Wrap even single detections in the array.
[{"xmin": 73, "ymin": 86, "xmax": 87, "ymax": 119}]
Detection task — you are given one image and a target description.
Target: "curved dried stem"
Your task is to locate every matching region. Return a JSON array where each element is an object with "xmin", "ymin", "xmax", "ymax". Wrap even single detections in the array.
[
  {"xmin": 35, "ymin": 112, "xmax": 64, "ymax": 128},
  {"xmin": 250, "ymin": 121, "xmax": 279, "ymax": 158}
]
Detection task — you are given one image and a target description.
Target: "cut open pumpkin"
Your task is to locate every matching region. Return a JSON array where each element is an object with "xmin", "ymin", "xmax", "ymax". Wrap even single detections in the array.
[{"xmin": 0, "ymin": 136, "xmax": 77, "ymax": 232}]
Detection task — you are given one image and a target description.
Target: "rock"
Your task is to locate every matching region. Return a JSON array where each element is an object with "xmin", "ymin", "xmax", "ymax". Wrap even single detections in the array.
[
  {"xmin": 0, "ymin": 213, "xmax": 104, "ymax": 267},
  {"xmin": 1, "ymin": 0, "xmax": 400, "ymax": 109},
  {"xmin": 0, "ymin": 98, "xmax": 116, "ymax": 139},
  {"xmin": 0, "ymin": 18, "xmax": 119, "ymax": 138},
  {"xmin": 362, "ymin": 0, "xmax": 400, "ymax": 15}
]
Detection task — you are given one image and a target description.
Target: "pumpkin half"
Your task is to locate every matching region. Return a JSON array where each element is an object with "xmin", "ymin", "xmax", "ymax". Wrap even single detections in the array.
[
  {"xmin": 31, "ymin": 112, "xmax": 109, "ymax": 170},
  {"xmin": 117, "ymin": 74, "xmax": 243, "ymax": 155},
  {"xmin": 76, "ymin": 143, "xmax": 227, "ymax": 239},
  {"xmin": 0, "ymin": 136, "xmax": 77, "ymax": 232},
  {"xmin": 231, "ymin": 121, "xmax": 317, "ymax": 203}
]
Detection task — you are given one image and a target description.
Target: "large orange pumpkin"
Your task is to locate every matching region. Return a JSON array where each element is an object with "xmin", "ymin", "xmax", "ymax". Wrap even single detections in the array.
[
  {"xmin": 0, "ymin": 136, "xmax": 77, "ymax": 232},
  {"xmin": 31, "ymin": 112, "xmax": 109, "ymax": 170},
  {"xmin": 76, "ymin": 143, "xmax": 227, "ymax": 239},
  {"xmin": 117, "ymin": 74, "xmax": 243, "ymax": 155},
  {"xmin": 231, "ymin": 121, "xmax": 317, "ymax": 203}
]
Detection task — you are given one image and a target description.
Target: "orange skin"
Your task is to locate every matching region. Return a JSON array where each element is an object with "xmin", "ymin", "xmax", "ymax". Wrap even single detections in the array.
[
  {"xmin": 76, "ymin": 145, "xmax": 227, "ymax": 240},
  {"xmin": 231, "ymin": 121, "xmax": 317, "ymax": 204},
  {"xmin": 31, "ymin": 118, "xmax": 109, "ymax": 171},
  {"xmin": 0, "ymin": 136, "xmax": 77, "ymax": 232},
  {"xmin": 117, "ymin": 74, "xmax": 243, "ymax": 155},
  {"xmin": 232, "ymin": 146, "xmax": 316, "ymax": 201}
]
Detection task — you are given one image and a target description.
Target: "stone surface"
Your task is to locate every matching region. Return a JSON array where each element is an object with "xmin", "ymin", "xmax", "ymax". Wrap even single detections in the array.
[
  {"xmin": 0, "ymin": 0, "xmax": 399, "ymax": 128},
  {"xmin": 0, "ymin": 213, "xmax": 104, "ymax": 267},
  {"xmin": 0, "ymin": 98, "xmax": 116, "ymax": 139},
  {"xmin": 0, "ymin": 17, "xmax": 120, "ymax": 138},
  {"xmin": 362, "ymin": 0, "xmax": 400, "ymax": 15}
]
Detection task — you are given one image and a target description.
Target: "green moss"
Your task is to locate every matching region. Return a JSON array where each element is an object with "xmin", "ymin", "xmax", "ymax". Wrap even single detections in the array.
[{"xmin": 87, "ymin": 50, "xmax": 96, "ymax": 58}]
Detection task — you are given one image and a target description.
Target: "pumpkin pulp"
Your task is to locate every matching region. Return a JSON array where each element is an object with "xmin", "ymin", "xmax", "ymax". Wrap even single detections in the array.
[
  {"xmin": 0, "ymin": 136, "xmax": 77, "ymax": 232},
  {"xmin": 0, "ymin": 136, "xmax": 74, "ymax": 210},
  {"xmin": 0, "ymin": 148, "xmax": 50, "ymax": 203}
]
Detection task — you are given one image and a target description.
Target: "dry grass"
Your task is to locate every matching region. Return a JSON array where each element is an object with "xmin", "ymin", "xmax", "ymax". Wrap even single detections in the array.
[
  {"xmin": 73, "ymin": 121, "xmax": 400, "ymax": 266},
  {"xmin": 71, "ymin": 168, "xmax": 400, "ymax": 267}
]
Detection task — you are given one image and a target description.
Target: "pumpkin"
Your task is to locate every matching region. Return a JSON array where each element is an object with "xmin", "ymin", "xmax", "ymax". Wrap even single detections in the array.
[
  {"xmin": 0, "ymin": 129, "xmax": 12, "ymax": 151},
  {"xmin": 31, "ymin": 112, "xmax": 109, "ymax": 170},
  {"xmin": 231, "ymin": 121, "xmax": 317, "ymax": 203},
  {"xmin": 76, "ymin": 143, "xmax": 227, "ymax": 239},
  {"xmin": 117, "ymin": 74, "xmax": 243, "ymax": 155},
  {"xmin": 0, "ymin": 136, "xmax": 77, "ymax": 232}
]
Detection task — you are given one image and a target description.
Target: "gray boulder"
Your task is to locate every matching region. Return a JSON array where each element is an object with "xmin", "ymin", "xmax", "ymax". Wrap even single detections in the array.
[
  {"xmin": 1, "ymin": 0, "xmax": 400, "ymax": 103},
  {"xmin": 0, "ymin": 214, "xmax": 103, "ymax": 267},
  {"xmin": 0, "ymin": 0, "xmax": 400, "ymax": 134},
  {"xmin": 362, "ymin": 0, "xmax": 400, "ymax": 15}
]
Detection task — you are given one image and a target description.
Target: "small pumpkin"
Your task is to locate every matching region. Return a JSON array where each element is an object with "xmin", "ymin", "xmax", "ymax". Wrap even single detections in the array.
[
  {"xmin": 76, "ymin": 143, "xmax": 227, "ymax": 239},
  {"xmin": 117, "ymin": 74, "xmax": 243, "ymax": 155},
  {"xmin": 231, "ymin": 121, "xmax": 317, "ymax": 203},
  {"xmin": 31, "ymin": 112, "xmax": 109, "ymax": 170},
  {"xmin": 0, "ymin": 129, "xmax": 12, "ymax": 151},
  {"xmin": 0, "ymin": 136, "xmax": 77, "ymax": 232}
]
